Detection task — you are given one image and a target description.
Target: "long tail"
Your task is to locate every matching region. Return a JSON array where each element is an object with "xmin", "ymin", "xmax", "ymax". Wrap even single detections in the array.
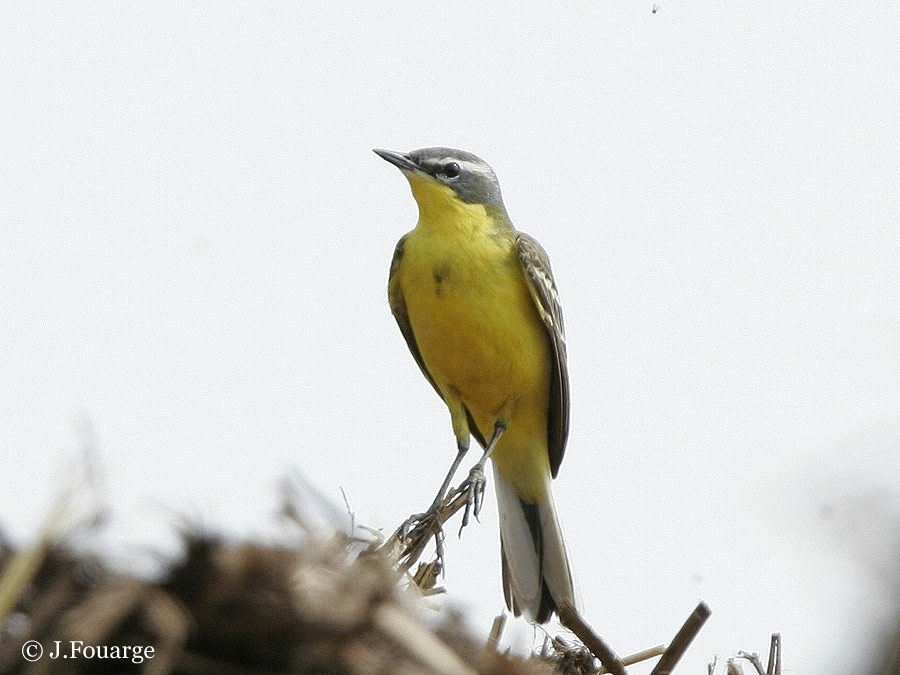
[{"xmin": 494, "ymin": 466, "xmax": 576, "ymax": 623}]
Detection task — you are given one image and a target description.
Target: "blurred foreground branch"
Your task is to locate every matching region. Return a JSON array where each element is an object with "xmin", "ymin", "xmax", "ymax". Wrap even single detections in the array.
[{"xmin": 1, "ymin": 467, "xmax": 721, "ymax": 674}]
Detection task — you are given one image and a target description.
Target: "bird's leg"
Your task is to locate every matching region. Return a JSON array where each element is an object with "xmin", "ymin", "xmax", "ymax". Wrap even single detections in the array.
[
  {"xmin": 457, "ymin": 420, "xmax": 506, "ymax": 534},
  {"xmin": 399, "ymin": 437, "xmax": 469, "ymax": 545},
  {"xmin": 396, "ymin": 398, "xmax": 475, "ymax": 573}
]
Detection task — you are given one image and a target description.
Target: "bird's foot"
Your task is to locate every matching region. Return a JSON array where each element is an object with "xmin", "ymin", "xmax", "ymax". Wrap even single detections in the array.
[
  {"xmin": 457, "ymin": 464, "xmax": 487, "ymax": 536},
  {"xmin": 399, "ymin": 507, "xmax": 442, "ymax": 539},
  {"xmin": 397, "ymin": 507, "xmax": 446, "ymax": 565}
]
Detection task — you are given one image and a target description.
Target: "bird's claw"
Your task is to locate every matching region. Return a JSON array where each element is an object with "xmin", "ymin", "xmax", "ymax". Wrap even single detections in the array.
[
  {"xmin": 397, "ymin": 507, "xmax": 447, "ymax": 567},
  {"xmin": 458, "ymin": 464, "xmax": 487, "ymax": 535},
  {"xmin": 399, "ymin": 508, "xmax": 443, "ymax": 541},
  {"xmin": 399, "ymin": 511, "xmax": 425, "ymax": 540}
]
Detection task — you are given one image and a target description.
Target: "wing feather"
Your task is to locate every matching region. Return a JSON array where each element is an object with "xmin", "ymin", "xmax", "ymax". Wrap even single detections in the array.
[{"xmin": 516, "ymin": 233, "xmax": 570, "ymax": 477}]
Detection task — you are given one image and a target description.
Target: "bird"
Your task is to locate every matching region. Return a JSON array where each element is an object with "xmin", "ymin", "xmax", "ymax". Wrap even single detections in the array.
[{"xmin": 374, "ymin": 146, "xmax": 576, "ymax": 622}]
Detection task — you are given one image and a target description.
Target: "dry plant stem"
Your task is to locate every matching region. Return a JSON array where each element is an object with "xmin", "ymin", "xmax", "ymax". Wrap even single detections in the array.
[
  {"xmin": 412, "ymin": 560, "xmax": 442, "ymax": 594},
  {"xmin": 0, "ymin": 459, "xmax": 99, "ymax": 623},
  {"xmin": 487, "ymin": 613, "xmax": 506, "ymax": 652},
  {"xmin": 649, "ymin": 601, "xmax": 712, "ymax": 675},
  {"xmin": 598, "ymin": 644, "xmax": 667, "ymax": 673},
  {"xmin": 558, "ymin": 600, "xmax": 627, "ymax": 675},
  {"xmin": 737, "ymin": 651, "xmax": 766, "ymax": 675},
  {"xmin": 0, "ymin": 548, "xmax": 48, "ymax": 623},
  {"xmin": 766, "ymin": 633, "xmax": 781, "ymax": 675},
  {"xmin": 373, "ymin": 603, "xmax": 476, "ymax": 675},
  {"xmin": 620, "ymin": 644, "xmax": 667, "ymax": 667}
]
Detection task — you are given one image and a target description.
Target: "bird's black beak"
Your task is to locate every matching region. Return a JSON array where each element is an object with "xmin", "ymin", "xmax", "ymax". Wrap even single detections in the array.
[{"xmin": 373, "ymin": 148, "xmax": 420, "ymax": 173}]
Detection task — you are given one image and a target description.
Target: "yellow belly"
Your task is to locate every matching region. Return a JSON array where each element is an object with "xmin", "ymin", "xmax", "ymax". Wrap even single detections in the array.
[{"xmin": 399, "ymin": 228, "xmax": 553, "ymax": 501}]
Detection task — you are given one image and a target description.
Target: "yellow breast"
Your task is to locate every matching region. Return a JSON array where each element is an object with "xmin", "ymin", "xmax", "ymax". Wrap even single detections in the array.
[
  {"xmin": 395, "ymin": 181, "xmax": 553, "ymax": 501},
  {"xmin": 395, "ymin": 177, "xmax": 554, "ymax": 501}
]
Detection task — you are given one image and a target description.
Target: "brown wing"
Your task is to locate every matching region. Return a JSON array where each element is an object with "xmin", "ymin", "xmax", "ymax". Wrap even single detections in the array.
[
  {"xmin": 388, "ymin": 236, "xmax": 487, "ymax": 448},
  {"xmin": 516, "ymin": 232, "xmax": 569, "ymax": 477}
]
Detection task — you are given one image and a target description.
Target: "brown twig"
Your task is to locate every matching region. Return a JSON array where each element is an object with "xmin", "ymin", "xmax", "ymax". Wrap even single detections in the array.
[
  {"xmin": 766, "ymin": 633, "xmax": 781, "ymax": 675},
  {"xmin": 649, "ymin": 601, "xmax": 712, "ymax": 674},
  {"xmin": 558, "ymin": 600, "xmax": 627, "ymax": 675}
]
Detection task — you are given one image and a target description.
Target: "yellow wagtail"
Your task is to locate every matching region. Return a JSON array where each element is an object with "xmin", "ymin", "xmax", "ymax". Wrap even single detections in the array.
[{"xmin": 374, "ymin": 147, "xmax": 576, "ymax": 622}]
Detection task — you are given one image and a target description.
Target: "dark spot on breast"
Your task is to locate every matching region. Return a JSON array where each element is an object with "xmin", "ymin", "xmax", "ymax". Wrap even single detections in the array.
[{"xmin": 433, "ymin": 263, "xmax": 451, "ymax": 289}]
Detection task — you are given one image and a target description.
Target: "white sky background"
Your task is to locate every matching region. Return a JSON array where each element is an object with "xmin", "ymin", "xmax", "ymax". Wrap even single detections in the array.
[{"xmin": 2, "ymin": 3, "xmax": 898, "ymax": 672}]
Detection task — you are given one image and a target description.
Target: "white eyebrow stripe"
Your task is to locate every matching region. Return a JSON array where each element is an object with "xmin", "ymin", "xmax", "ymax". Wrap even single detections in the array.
[{"xmin": 444, "ymin": 158, "xmax": 491, "ymax": 176}]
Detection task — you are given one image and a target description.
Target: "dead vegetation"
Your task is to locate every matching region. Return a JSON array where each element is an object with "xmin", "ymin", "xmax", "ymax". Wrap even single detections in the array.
[
  {"xmin": 0, "ymin": 524, "xmax": 558, "ymax": 674},
  {"xmin": 0, "ymin": 469, "xmax": 806, "ymax": 674}
]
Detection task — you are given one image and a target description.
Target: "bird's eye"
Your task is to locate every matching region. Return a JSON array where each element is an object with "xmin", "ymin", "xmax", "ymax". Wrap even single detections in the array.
[{"xmin": 443, "ymin": 162, "xmax": 460, "ymax": 179}]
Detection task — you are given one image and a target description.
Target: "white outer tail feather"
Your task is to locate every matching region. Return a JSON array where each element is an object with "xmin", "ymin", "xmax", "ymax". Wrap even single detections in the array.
[{"xmin": 493, "ymin": 465, "xmax": 577, "ymax": 622}]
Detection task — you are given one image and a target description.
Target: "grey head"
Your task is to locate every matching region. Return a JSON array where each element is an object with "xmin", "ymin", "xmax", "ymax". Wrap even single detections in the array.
[{"xmin": 373, "ymin": 146, "xmax": 506, "ymax": 209}]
